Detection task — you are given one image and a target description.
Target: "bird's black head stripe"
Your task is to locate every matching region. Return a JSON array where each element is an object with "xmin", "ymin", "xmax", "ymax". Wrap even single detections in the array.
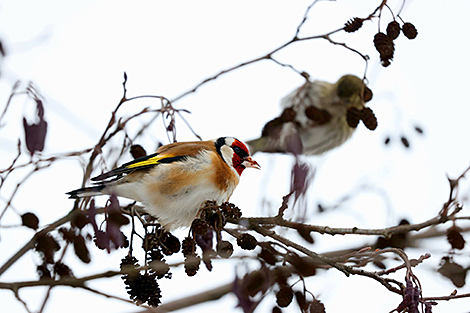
[{"xmin": 215, "ymin": 137, "xmax": 227, "ymax": 163}]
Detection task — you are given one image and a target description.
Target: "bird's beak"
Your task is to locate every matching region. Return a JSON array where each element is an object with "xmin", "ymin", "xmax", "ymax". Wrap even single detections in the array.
[{"xmin": 242, "ymin": 157, "xmax": 261, "ymax": 170}]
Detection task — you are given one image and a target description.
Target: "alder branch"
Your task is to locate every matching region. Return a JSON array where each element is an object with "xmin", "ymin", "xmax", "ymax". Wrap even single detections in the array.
[
  {"xmin": 424, "ymin": 292, "xmax": 470, "ymax": 301},
  {"xmin": 251, "ymin": 224, "xmax": 403, "ymax": 294},
  {"xmin": 136, "ymin": 282, "xmax": 234, "ymax": 313},
  {"xmin": 0, "ymin": 207, "xmax": 104, "ymax": 277},
  {"xmin": 238, "ymin": 210, "xmax": 464, "ymax": 238},
  {"xmin": 169, "ymin": 0, "xmax": 389, "ymax": 105},
  {"xmin": 0, "ymin": 260, "xmax": 181, "ymax": 290}
]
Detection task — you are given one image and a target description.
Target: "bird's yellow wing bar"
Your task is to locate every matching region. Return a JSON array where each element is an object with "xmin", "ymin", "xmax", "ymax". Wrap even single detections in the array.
[{"xmin": 91, "ymin": 153, "xmax": 187, "ymax": 181}]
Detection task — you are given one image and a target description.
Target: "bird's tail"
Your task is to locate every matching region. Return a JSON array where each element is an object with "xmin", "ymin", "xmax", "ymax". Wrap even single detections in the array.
[
  {"xmin": 66, "ymin": 185, "xmax": 106, "ymax": 199},
  {"xmin": 246, "ymin": 137, "xmax": 267, "ymax": 155}
]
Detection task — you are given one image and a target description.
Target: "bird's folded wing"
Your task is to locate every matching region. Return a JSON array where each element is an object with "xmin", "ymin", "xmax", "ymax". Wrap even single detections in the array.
[{"xmin": 91, "ymin": 153, "xmax": 187, "ymax": 181}]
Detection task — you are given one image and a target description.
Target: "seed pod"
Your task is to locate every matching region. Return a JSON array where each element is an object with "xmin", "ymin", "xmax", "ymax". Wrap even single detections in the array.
[
  {"xmin": 386, "ymin": 21, "xmax": 401, "ymax": 40},
  {"xmin": 363, "ymin": 86, "xmax": 373, "ymax": 102},
  {"xmin": 361, "ymin": 107, "xmax": 378, "ymax": 130},
  {"xmin": 130, "ymin": 144, "xmax": 147, "ymax": 159},
  {"xmin": 373, "ymin": 32, "xmax": 394, "ymax": 60},
  {"xmin": 403, "ymin": 22, "xmax": 418, "ymax": 39},
  {"xmin": 182, "ymin": 237, "xmax": 196, "ymax": 256},
  {"xmin": 346, "ymin": 107, "xmax": 361, "ymax": 128},
  {"xmin": 191, "ymin": 218, "xmax": 209, "ymax": 236},
  {"xmin": 184, "ymin": 255, "xmax": 201, "ymax": 276},
  {"xmin": 344, "ymin": 18, "xmax": 364, "ymax": 33},
  {"xmin": 276, "ymin": 286, "xmax": 294, "ymax": 308},
  {"xmin": 280, "ymin": 108, "xmax": 296, "ymax": 122},
  {"xmin": 446, "ymin": 226, "xmax": 466, "ymax": 250},
  {"xmin": 237, "ymin": 233, "xmax": 258, "ymax": 250},
  {"xmin": 216, "ymin": 240, "xmax": 233, "ymax": 258},
  {"xmin": 21, "ymin": 212, "xmax": 39, "ymax": 230},
  {"xmin": 305, "ymin": 106, "xmax": 331, "ymax": 125}
]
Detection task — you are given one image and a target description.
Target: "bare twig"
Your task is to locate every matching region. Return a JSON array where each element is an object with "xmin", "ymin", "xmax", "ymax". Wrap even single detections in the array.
[{"xmin": 136, "ymin": 282, "xmax": 234, "ymax": 313}]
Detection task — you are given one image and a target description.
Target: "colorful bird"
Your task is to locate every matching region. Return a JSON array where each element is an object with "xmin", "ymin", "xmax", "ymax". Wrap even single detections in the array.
[
  {"xmin": 67, "ymin": 137, "xmax": 260, "ymax": 229},
  {"xmin": 247, "ymin": 74, "xmax": 376, "ymax": 155}
]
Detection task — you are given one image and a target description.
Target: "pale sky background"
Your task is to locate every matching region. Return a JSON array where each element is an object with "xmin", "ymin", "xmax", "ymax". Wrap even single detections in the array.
[{"xmin": 1, "ymin": 1, "xmax": 470, "ymax": 312}]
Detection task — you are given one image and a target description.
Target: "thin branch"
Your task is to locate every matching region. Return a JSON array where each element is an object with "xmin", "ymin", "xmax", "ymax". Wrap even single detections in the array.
[
  {"xmin": 237, "ymin": 208, "xmax": 463, "ymax": 238},
  {"xmin": 0, "ymin": 207, "xmax": 104, "ymax": 277},
  {"xmin": 0, "ymin": 259, "xmax": 183, "ymax": 290},
  {"xmin": 294, "ymin": 0, "xmax": 330, "ymax": 37},
  {"xmin": 250, "ymin": 224, "xmax": 402, "ymax": 294},
  {"xmin": 423, "ymin": 292, "xmax": 470, "ymax": 301},
  {"xmin": 170, "ymin": 55, "xmax": 270, "ymax": 103},
  {"xmin": 0, "ymin": 164, "xmax": 51, "ymax": 222},
  {"xmin": 13, "ymin": 289, "xmax": 33, "ymax": 313},
  {"xmin": 136, "ymin": 282, "xmax": 234, "ymax": 313},
  {"xmin": 80, "ymin": 285, "xmax": 135, "ymax": 304},
  {"xmin": 169, "ymin": 1, "xmax": 388, "ymax": 105}
]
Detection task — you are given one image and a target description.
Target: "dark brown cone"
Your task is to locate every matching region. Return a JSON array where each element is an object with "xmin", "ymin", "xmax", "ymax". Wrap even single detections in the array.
[
  {"xmin": 280, "ymin": 108, "xmax": 296, "ymax": 123},
  {"xmin": 402, "ymin": 22, "xmax": 418, "ymax": 39},
  {"xmin": 130, "ymin": 144, "xmax": 147, "ymax": 159},
  {"xmin": 261, "ymin": 118, "xmax": 283, "ymax": 137},
  {"xmin": 182, "ymin": 237, "xmax": 196, "ymax": 256},
  {"xmin": 310, "ymin": 299, "xmax": 326, "ymax": 313},
  {"xmin": 344, "ymin": 18, "xmax": 364, "ymax": 33},
  {"xmin": 184, "ymin": 255, "xmax": 200, "ymax": 276},
  {"xmin": 276, "ymin": 286, "xmax": 294, "ymax": 308},
  {"xmin": 304, "ymin": 106, "xmax": 331, "ymax": 125},
  {"xmin": 373, "ymin": 32, "xmax": 394, "ymax": 60},
  {"xmin": 447, "ymin": 226, "xmax": 466, "ymax": 250},
  {"xmin": 21, "ymin": 212, "xmax": 39, "ymax": 230},
  {"xmin": 363, "ymin": 86, "xmax": 373, "ymax": 102},
  {"xmin": 361, "ymin": 107, "xmax": 378, "ymax": 130},
  {"xmin": 346, "ymin": 107, "xmax": 361, "ymax": 128},
  {"xmin": 216, "ymin": 240, "xmax": 233, "ymax": 258},
  {"xmin": 237, "ymin": 233, "xmax": 258, "ymax": 250},
  {"xmin": 191, "ymin": 218, "xmax": 209, "ymax": 236},
  {"xmin": 386, "ymin": 21, "xmax": 401, "ymax": 40}
]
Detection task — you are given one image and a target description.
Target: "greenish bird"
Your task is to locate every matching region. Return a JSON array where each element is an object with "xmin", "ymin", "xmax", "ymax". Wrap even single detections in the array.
[{"xmin": 247, "ymin": 74, "xmax": 376, "ymax": 155}]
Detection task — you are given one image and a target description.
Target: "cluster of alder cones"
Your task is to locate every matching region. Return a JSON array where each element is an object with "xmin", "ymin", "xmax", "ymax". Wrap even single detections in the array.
[{"xmin": 344, "ymin": 17, "xmax": 418, "ymax": 67}]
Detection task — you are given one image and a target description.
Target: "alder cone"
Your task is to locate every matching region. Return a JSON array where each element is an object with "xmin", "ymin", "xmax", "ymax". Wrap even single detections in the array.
[
  {"xmin": 304, "ymin": 106, "xmax": 331, "ymax": 125},
  {"xmin": 237, "ymin": 233, "xmax": 258, "ymax": 250},
  {"xmin": 344, "ymin": 17, "xmax": 364, "ymax": 33},
  {"xmin": 386, "ymin": 21, "xmax": 401, "ymax": 40},
  {"xmin": 361, "ymin": 107, "xmax": 378, "ymax": 130},
  {"xmin": 130, "ymin": 144, "xmax": 147, "ymax": 159},
  {"xmin": 280, "ymin": 108, "xmax": 296, "ymax": 122},
  {"xmin": 403, "ymin": 22, "xmax": 418, "ymax": 39},
  {"xmin": 446, "ymin": 226, "xmax": 466, "ymax": 250},
  {"xmin": 363, "ymin": 86, "xmax": 373, "ymax": 102},
  {"xmin": 346, "ymin": 107, "xmax": 361, "ymax": 128},
  {"xmin": 373, "ymin": 32, "xmax": 394, "ymax": 60},
  {"xmin": 216, "ymin": 240, "xmax": 233, "ymax": 258},
  {"xmin": 21, "ymin": 212, "xmax": 39, "ymax": 230},
  {"xmin": 276, "ymin": 287, "xmax": 294, "ymax": 308}
]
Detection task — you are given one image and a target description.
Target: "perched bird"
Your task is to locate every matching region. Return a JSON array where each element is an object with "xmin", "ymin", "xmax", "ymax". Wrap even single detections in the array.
[
  {"xmin": 247, "ymin": 74, "xmax": 376, "ymax": 155},
  {"xmin": 67, "ymin": 137, "xmax": 260, "ymax": 229}
]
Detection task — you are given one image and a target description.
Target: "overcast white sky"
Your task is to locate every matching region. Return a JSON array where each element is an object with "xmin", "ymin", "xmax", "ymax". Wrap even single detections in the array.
[{"xmin": 1, "ymin": 1, "xmax": 470, "ymax": 312}]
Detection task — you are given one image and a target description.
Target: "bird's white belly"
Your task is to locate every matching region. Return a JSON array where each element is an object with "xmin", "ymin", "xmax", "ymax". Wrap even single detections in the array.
[{"xmin": 142, "ymin": 181, "xmax": 233, "ymax": 229}]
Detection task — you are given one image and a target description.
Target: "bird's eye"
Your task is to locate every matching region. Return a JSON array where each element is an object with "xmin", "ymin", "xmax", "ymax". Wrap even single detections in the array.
[{"xmin": 232, "ymin": 145, "xmax": 248, "ymax": 158}]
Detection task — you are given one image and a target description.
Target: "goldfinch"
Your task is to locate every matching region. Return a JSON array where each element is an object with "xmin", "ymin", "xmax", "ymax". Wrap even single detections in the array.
[
  {"xmin": 247, "ymin": 74, "xmax": 376, "ymax": 155},
  {"xmin": 67, "ymin": 137, "xmax": 260, "ymax": 229}
]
